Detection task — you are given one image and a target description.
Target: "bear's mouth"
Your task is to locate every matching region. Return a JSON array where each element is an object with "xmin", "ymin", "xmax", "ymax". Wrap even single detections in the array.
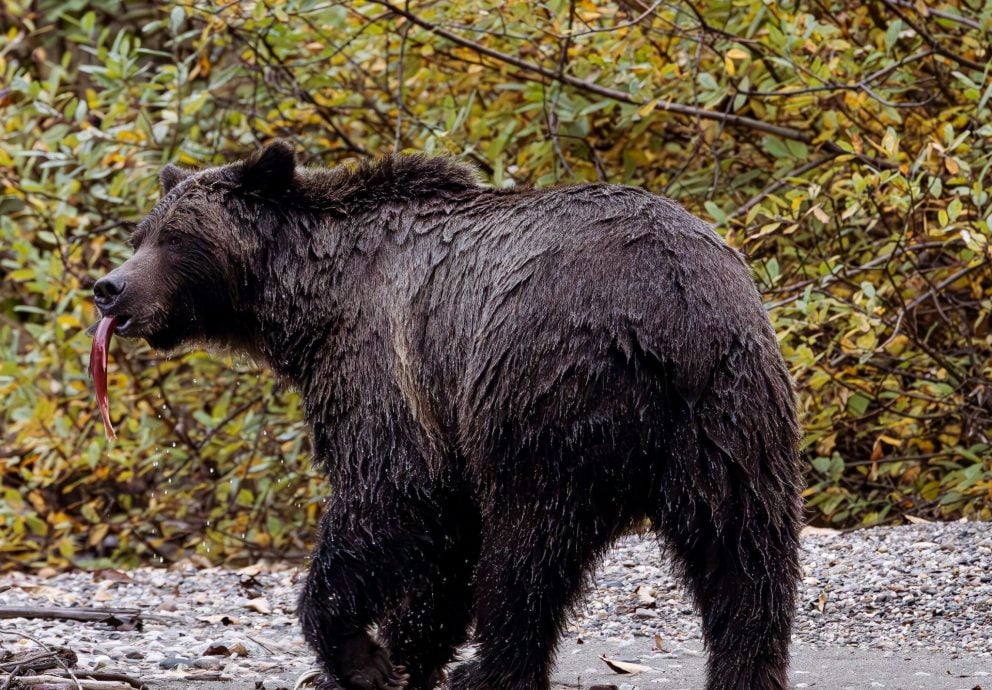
[
  {"xmin": 87, "ymin": 314, "xmax": 135, "ymax": 337},
  {"xmin": 114, "ymin": 314, "xmax": 134, "ymax": 335}
]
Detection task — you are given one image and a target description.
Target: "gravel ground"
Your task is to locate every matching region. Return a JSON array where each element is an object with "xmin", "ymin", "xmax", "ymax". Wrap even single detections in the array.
[{"xmin": 1, "ymin": 521, "xmax": 990, "ymax": 688}]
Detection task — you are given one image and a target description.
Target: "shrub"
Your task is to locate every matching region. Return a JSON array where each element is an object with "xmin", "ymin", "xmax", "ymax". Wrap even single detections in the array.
[{"xmin": 1, "ymin": 0, "xmax": 989, "ymax": 568}]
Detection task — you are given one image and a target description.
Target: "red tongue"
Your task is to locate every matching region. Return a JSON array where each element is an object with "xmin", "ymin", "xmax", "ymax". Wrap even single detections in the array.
[{"xmin": 89, "ymin": 316, "xmax": 118, "ymax": 441}]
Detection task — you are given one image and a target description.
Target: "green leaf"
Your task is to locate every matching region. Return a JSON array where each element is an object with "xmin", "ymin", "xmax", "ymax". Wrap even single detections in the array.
[
  {"xmin": 704, "ymin": 200, "xmax": 728, "ymax": 225},
  {"xmin": 763, "ymin": 137, "xmax": 790, "ymax": 159},
  {"xmin": 847, "ymin": 393, "xmax": 870, "ymax": 417},
  {"xmin": 884, "ymin": 19, "xmax": 903, "ymax": 53},
  {"xmin": 170, "ymin": 6, "xmax": 185, "ymax": 34}
]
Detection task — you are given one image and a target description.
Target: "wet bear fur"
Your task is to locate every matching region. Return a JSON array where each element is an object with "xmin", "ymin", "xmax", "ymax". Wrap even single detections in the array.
[{"xmin": 94, "ymin": 142, "xmax": 803, "ymax": 690}]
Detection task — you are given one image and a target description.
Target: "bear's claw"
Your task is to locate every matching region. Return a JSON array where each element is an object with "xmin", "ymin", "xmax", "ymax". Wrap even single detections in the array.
[
  {"xmin": 345, "ymin": 661, "xmax": 408, "ymax": 690},
  {"xmin": 294, "ymin": 642, "xmax": 408, "ymax": 690},
  {"xmin": 331, "ymin": 634, "xmax": 408, "ymax": 690}
]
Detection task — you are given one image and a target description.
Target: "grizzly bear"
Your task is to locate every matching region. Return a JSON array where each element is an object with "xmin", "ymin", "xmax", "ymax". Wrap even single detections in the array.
[{"xmin": 92, "ymin": 141, "xmax": 802, "ymax": 690}]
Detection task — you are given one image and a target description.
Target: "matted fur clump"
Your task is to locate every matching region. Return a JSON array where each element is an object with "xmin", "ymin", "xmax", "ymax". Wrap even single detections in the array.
[{"xmin": 93, "ymin": 141, "xmax": 802, "ymax": 690}]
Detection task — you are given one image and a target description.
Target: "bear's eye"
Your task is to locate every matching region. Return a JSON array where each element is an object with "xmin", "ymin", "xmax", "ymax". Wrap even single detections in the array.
[{"xmin": 164, "ymin": 234, "xmax": 183, "ymax": 248}]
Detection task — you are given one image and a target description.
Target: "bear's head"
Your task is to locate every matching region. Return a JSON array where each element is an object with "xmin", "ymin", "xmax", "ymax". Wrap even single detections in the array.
[{"xmin": 92, "ymin": 141, "xmax": 296, "ymax": 352}]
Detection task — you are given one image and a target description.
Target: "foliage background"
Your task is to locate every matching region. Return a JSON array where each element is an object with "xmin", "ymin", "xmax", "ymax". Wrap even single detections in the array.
[{"xmin": 1, "ymin": 0, "xmax": 990, "ymax": 569}]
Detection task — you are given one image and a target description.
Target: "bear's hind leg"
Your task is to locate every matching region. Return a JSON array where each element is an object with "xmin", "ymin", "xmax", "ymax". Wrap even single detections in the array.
[
  {"xmin": 653, "ymin": 446, "xmax": 801, "ymax": 690},
  {"xmin": 448, "ymin": 486, "xmax": 629, "ymax": 690}
]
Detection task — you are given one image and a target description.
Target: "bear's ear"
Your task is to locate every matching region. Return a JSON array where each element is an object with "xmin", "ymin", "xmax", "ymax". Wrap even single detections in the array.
[
  {"xmin": 239, "ymin": 140, "xmax": 296, "ymax": 197},
  {"xmin": 160, "ymin": 164, "xmax": 190, "ymax": 194}
]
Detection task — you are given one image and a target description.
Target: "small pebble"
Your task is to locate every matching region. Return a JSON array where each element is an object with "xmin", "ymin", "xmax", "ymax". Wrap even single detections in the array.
[
  {"xmin": 193, "ymin": 656, "xmax": 222, "ymax": 670},
  {"xmin": 158, "ymin": 657, "xmax": 194, "ymax": 670}
]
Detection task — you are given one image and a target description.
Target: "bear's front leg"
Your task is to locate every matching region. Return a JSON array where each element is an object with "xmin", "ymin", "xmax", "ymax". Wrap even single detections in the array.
[
  {"xmin": 298, "ymin": 498, "xmax": 422, "ymax": 690},
  {"xmin": 377, "ymin": 491, "xmax": 481, "ymax": 689}
]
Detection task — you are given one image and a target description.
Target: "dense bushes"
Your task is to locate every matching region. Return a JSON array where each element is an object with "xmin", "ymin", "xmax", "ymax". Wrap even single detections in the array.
[{"xmin": 1, "ymin": 0, "xmax": 990, "ymax": 568}]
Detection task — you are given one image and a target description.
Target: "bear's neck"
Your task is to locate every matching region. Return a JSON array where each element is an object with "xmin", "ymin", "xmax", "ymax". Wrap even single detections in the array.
[
  {"xmin": 248, "ymin": 155, "xmax": 482, "ymax": 396},
  {"xmin": 252, "ymin": 223, "xmax": 344, "ymax": 389}
]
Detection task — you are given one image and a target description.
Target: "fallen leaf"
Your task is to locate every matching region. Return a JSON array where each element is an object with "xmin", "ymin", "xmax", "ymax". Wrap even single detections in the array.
[
  {"xmin": 92, "ymin": 583, "xmax": 115, "ymax": 602},
  {"xmin": 9, "ymin": 583, "xmax": 73, "ymax": 604},
  {"xmin": 238, "ymin": 563, "xmax": 266, "ymax": 576},
  {"xmin": 197, "ymin": 614, "xmax": 241, "ymax": 626},
  {"xmin": 244, "ymin": 597, "xmax": 271, "ymax": 614},
  {"xmin": 204, "ymin": 641, "xmax": 248, "ymax": 657},
  {"xmin": 600, "ymin": 655, "xmax": 652, "ymax": 674},
  {"xmin": 93, "ymin": 569, "xmax": 133, "ymax": 583}
]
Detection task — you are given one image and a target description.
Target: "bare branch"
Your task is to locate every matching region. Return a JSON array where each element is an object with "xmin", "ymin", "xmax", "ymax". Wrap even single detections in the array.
[
  {"xmin": 365, "ymin": 0, "xmax": 895, "ymax": 167},
  {"xmin": 878, "ymin": 0, "xmax": 986, "ymax": 71},
  {"xmin": 570, "ymin": 0, "xmax": 662, "ymax": 37},
  {"xmin": 730, "ymin": 154, "xmax": 841, "ymax": 221}
]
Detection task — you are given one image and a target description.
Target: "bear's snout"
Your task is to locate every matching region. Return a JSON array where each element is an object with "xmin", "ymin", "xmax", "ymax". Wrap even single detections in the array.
[{"xmin": 93, "ymin": 274, "xmax": 127, "ymax": 312}]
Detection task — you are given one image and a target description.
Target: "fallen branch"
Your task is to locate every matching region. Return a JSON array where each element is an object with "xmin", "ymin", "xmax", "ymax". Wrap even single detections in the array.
[
  {"xmin": 177, "ymin": 672, "xmax": 227, "ymax": 682},
  {"xmin": 0, "ymin": 629, "xmax": 81, "ymax": 690},
  {"xmin": 44, "ymin": 673, "xmax": 145, "ymax": 690},
  {"xmin": 0, "ymin": 649, "xmax": 77, "ymax": 675},
  {"xmin": 1, "ymin": 674, "xmax": 130, "ymax": 689},
  {"xmin": 0, "ymin": 609, "xmax": 140, "ymax": 631}
]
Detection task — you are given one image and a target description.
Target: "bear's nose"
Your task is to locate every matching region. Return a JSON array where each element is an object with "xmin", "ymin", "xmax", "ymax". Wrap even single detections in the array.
[{"xmin": 93, "ymin": 275, "xmax": 127, "ymax": 310}]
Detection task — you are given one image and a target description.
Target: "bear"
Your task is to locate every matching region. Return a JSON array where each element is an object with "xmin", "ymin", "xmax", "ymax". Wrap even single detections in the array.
[{"xmin": 92, "ymin": 141, "xmax": 802, "ymax": 690}]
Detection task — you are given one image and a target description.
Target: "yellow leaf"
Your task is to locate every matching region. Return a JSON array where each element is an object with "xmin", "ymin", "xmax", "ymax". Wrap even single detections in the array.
[
  {"xmin": 115, "ymin": 130, "xmax": 144, "ymax": 143},
  {"xmin": 752, "ymin": 222, "xmax": 781, "ymax": 238},
  {"xmin": 724, "ymin": 55, "xmax": 735, "ymax": 76},
  {"xmin": 855, "ymin": 331, "xmax": 877, "ymax": 350},
  {"xmin": 882, "ymin": 129, "xmax": 897, "ymax": 156},
  {"xmin": 638, "ymin": 99, "xmax": 659, "ymax": 118},
  {"xmin": 817, "ymin": 431, "xmax": 837, "ymax": 455},
  {"xmin": 850, "ymin": 131, "xmax": 863, "ymax": 154},
  {"xmin": 88, "ymin": 523, "xmax": 109, "ymax": 547},
  {"xmin": 726, "ymin": 48, "xmax": 749, "ymax": 60}
]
